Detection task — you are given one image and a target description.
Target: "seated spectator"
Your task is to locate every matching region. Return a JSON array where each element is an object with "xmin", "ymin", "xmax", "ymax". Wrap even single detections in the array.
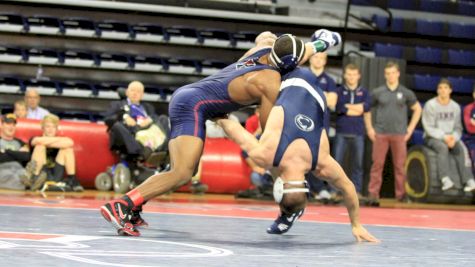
[
  {"xmin": 105, "ymin": 81, "xmax": 167, "ymax": 160},
  {"xmin": 14, "ymin": 100, "xmax": 27, "ymax": 119},
  {"xmin": 25, "ymin": 114, "xmax": 83, "ymax": 192},
  {"xmin": 25, "ymin": 88, "xmax": 49, "ymax": 120},
  {"xmin": 422, "ymin": 78, "xmax": 475, "ymax": 192},
  {"xmin": 334, "ymin": 63, "xmax": 370, "ymax": 198},
  {"xmin": 0, "ymin": 114, "xmax": 31, "ymax": 190},
  {"xmin": 463, "ymin": 86, "xmax": 475, "ymax": 175}
]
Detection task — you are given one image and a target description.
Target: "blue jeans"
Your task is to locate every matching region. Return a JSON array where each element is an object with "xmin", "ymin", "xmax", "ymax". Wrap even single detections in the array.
[{"xmin": 332, "ymin": 133, "xmax": 365, "ymax": 193}]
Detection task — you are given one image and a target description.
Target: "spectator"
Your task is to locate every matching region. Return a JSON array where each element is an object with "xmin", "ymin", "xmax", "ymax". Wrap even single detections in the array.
[
  {"xmin": 0, "ymin": 114, "xmax": 31, "ymax": 190},
  {"xmin": 14, "ymin": 100, "xmax": 27, "ymax": 119},
  {"xmin": 26, "ymin": 114, "xmax": 83, "ymax": 192},
  {"xmin": 463, "ymin": 86, "xmax": 475, "ymax": 176},
  {"xmin": 464, "ymin": 86, "xmax": 475, "ymax": 135},
  {"xmin": 422, "ymin": 79, "xmax": 475, "ymax": 192},
  {"xmin": 104, "ymin": 81, "xmax": 166, "ymax": 160},
  {"xmin": 245, "ymin": 106, "xmax": 262, "ymax": 136},
  {"xmin": 333, "ymin": 63, "xmax": 371, "ymax": 197},
  {"xmin": 25, "ymin": 88, "xmax": 49, "ymax": 120},
  {"xmin": 365, "ymin": 61, "xmax": 422, "ymax": 204},
  {"xmin": 308, "ymin": 52, "xmax": 337, "ymax": 110},
  {"xmin": 308, "ymin": 52, "xmax": 337, "ymax": 201}
]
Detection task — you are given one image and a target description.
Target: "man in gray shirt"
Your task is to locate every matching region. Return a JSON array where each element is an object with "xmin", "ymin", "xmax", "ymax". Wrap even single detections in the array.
[
  {"xmin": 365, "ymin": 61, "xmax": 422, "ymax": 204},
  {"xmin": 422, "ymin": 78, "xmax": 475, "ymax": 192}
]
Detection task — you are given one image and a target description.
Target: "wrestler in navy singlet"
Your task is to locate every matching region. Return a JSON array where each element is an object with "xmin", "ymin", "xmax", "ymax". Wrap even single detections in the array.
[
  {"xmin": 272, "ymin": 68, "xmax": 328, "ymax": 170},
  {"xmin": 169, "ymin": 48, "xmax": 275, "ymax": 140}
]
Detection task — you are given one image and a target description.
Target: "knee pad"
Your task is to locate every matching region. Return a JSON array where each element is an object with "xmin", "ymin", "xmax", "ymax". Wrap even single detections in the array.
[{"xmin": 273, "ymin": 177, "xmax": 309, "ymax": 204}]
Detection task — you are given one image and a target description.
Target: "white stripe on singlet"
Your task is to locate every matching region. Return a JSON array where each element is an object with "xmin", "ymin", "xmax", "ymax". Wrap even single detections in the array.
[{"xmin": 280, "ymin": 77, "xmax": 326, "ymax": 112}]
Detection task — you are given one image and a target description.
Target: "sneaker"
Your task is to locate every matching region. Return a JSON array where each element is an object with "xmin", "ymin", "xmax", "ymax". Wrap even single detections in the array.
[
  {"xmin": 441, "ymin": 176, "xmax": 455, "ymax": 191},
  {"xmin": 464, "ymin": 179, "xmax": 475, "ymax": 192},
  {"xmin": 100, "ymin": 199, "xmax": 140, "ymax": 236},
  {"xmin": 130, "ymin": 205, "xmax": 149, "ymax": 228},
  {"xmin": 67, "ymin": 177, "xmax": 84, "ymax": 192},
  {"xmin": 30, "ymin": 171, "xmax": 47, "ymax": 191},
  {"xmin": 366, "ymin": 196, "xmax": 380, "ymax": 207},
  {"xmin": 315, "ymin": 189, "xmax": 332, "ymax": 203},
  {"xmin": 397, "ymin": 195, "xmax": 412, "ymax": 203},
  {"xmin": 20, "ymin": 160, "xmax": 37, "ymax": 188},
  {"xmin": 190, "ymin": 181, "xmax": 208, "ymax": 194},
  {"xmin": 266, "ymin": 209, "xmax": 305, "ymax": 235}
]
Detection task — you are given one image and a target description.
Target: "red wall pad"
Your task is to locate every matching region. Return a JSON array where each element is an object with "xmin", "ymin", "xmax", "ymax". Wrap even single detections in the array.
[
  {"xmin": 14, "ymin": 120, "xmax": 251, "ymax": 193},
  {"xmin": 198, "ymin": 138, "xmax": 252, "ymax": 194}
]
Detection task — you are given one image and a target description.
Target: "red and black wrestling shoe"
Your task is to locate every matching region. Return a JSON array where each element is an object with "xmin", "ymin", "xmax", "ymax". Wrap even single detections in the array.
[
  {"xmin": 100, "ymin": 199, "xmax": 140, "ymax": 236},
  {"xmin": 130, "ymin": 205, "xmax": 149, "ymax": 228}
]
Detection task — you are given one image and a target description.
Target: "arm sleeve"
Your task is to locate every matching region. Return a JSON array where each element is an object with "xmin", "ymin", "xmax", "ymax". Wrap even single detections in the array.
[
  {"xmin": 452, "ymin": 104, "xmax": 463, "ymax": 141},
  {"xmin": 370, "ymin": 89, "xmax": 378, "ymax": 107},
  {"xmin": 326, "ymin": 76, "xmax": 337, "ymax": 93},
  {"xmin": 363, "ymin": 89, "xmax": 371, "ymax": 112},
  {"xmin": 335, "ymin": 88, "xmax": 348, "ymax": 115},
  {"xmin": 463, "ymin": 104, "xmax": 475, "ymax": 134},
  {"xmin": 4, "ymin": 150, "xmax": 31, "ymax": 164},
  {"xmin": 422, "ymin": 102, "xmax": 446, "ymax": 140},
  {"xmin": 405, "ymin": 89, "xmax": 418, "ymax": 107}
]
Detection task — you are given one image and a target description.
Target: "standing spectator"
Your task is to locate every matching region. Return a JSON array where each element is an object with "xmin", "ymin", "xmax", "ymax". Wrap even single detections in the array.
[
  {"xmin": 25, "ymin": 114, "xmax": 83, "ymax": 192},
  {"xmin": 308, "ymin": 52, "xmax": 337, "ymax": 201},
  {"xmin": 308, "ymin": 52, "xmax": 337, "ymax": 110},
  {"xmin": 463, "ymin": 86, "xmax": 475, "ymax": 176},
  {"xmin": 333, "ymin": 63, "xmax": 371, "ymax": 197},
  {"xmin": 25, "ymin": 88, "xmax": 49, "ymax": 120},
  {"xmin": 0, "ymin": 114, "xmax": 31, "ymax": 190},
  {"xmin": 422, "ymin": 79, "xmax": 475, "ymax": 192},
  {"xmin": 13, "ymin": 100, "xmax": 28, "ymax": 119},
  {"xmin": 365, "ymin": 61, "xmax": 422, "ymax": 204}
]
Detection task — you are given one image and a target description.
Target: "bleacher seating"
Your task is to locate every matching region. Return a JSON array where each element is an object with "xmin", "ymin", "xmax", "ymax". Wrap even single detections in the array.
[
  {"xmin": 96, "ymin": 20, "xmax": 134, "ymax": 40},
  {"xmin": 0, "ymin": 13, "xmax": 27, "ymax": 32},
  {"xmin": 26, "ymin": 15, "xmax": 64, "ymax": 35},
  {"xmin": 353, "ymin": 0, "xmax": 475, "ymax": 16},
  {"xmin": 62, "ymin": 17, "xmax": 98, "ymax": 37}
]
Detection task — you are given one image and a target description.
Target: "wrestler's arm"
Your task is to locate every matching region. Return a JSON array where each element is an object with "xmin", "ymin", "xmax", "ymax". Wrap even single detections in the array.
[
  {"xmin": 315, "ymin": 131, "xmax": 379, "ymax": 242},
  {"xmin": 218, "ymin": 119, "xmax": 260, "ymax": 154},
  {"xmin": 258, "ymin": 72, "xmax": 281, "ymax": 129}
]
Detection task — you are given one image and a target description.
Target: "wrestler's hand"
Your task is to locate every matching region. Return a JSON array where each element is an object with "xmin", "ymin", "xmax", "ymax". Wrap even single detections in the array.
[{"xmin": 352, "ymin": 225, "xmax": 380, "ymax": 243}]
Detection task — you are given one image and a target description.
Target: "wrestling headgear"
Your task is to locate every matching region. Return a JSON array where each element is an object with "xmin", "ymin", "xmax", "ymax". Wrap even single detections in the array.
[{"xmin": 269, "ymin": 34, "xmax": 306, "ymax": 72}]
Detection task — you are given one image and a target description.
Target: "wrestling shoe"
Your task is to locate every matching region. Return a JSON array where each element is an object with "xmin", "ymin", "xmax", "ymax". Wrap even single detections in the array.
[
  {"xmin": 267, "ymin": 209, "xmax": 305, "ymax": 235},
  {"xmin": 311, "ymin": 29, "xmax": 342, "ymax": 51},
  {"xmin": 130, "ymin": 205, "xmax": 149, "ymax": 227},
  {"xmin": 100, "ymin": 199, "xmax": 140, "ymax": 236}
]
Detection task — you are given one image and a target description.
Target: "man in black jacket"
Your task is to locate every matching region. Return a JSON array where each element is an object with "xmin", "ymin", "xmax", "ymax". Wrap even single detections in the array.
[
  {"xmin": 104, "ymin": 81, "xmax": 164, "ymax": 160},
  {"xmin": 0, "ymin": 114, "xmax": 32, "ymax": 190}
]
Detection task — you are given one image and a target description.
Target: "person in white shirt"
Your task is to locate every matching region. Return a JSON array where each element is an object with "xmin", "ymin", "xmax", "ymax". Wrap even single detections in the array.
[{"xmin": 25, "ymin": 88, "xmax": 49, "ymax": 120}]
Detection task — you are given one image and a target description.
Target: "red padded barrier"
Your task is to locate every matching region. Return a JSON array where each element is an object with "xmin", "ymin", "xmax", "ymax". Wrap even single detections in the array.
[
  {"xmin": 199, "ymin": 138, "xmax": 252, "ymax": 193},
  {"xmin": 14, "ymin": 118, "xmax": 116, "ymax": 188},
  {"xmin": 12, "ymin": 120, "xmax": 251, "ymax": 193}
]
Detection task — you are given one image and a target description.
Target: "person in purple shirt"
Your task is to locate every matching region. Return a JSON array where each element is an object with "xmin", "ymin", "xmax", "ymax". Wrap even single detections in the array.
[{"xmin": 334, "ymin": 63, "xmax": 371, "ymax": 196}]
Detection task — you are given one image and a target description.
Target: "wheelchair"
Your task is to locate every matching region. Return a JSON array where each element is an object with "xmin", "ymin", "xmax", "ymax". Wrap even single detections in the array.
[
  {"xmin": 405, "ymin": 145, "xmax": 473, "ymax": 204},
  {"xmin": 95, "ymin": 148, "xmax": 169, "ymax": 193},
  {"xmin": 95, "ymin": 87, "xmax": 171, "ymax": 193}
]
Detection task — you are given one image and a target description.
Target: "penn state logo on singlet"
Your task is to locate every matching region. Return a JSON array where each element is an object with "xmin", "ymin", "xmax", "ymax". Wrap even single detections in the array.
[
  {"xmin": 294, "ymin": 114, "xmax": 314, "ymax": 132},
  {"xmin": 236, "ymin": 59, "xmax": 256, "ymax": 69}
]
